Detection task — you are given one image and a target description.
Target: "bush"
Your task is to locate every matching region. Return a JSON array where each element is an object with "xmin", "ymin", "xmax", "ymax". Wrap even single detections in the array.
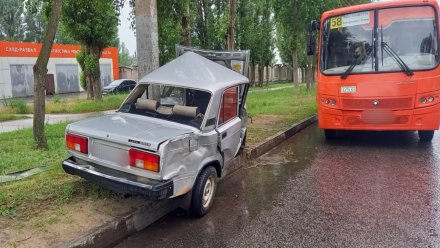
[
  {"xmin": 8, "ymin": 99, "xmax": 29, "ymax": 114},
  {"xmin": 53, "ymin": 94, "xmax": 62, "ymax": 104}
]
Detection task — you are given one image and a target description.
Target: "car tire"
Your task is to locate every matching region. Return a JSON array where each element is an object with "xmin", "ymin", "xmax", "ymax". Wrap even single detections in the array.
[
  {"xmin": 324, "ymin": 129, "xmax": 338, "ymax": 139},
  {"xmin": 190, "ymin": 166, "xmax": 217, "ymax": 218},
  {"xmin": 418, "ymin": 130, "xmax": 434, "ymax": 142}
]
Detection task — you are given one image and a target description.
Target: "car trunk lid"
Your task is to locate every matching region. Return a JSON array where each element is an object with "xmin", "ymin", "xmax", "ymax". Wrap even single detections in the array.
[{"xmin": 67, "ymin": 113, "xmax": 195, "ymax": 152}]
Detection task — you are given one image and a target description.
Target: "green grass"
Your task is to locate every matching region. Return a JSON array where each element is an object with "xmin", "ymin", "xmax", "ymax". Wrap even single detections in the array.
[
  {"xmin": 45, "ymin": 94, "xmax": 127, "ymax": 114},
  {"xmin": 0, "ymin": 93, "xmax": 127, "ymax": 115},
  {"xmin": 246, "ymin": 84, "xmax": 317, "ymax": 144},
  {"xmin": 0, "ymin": 114, "xmax": 30, "ymax": 122},
  {"xmin": 0, "ymin": 123, "xmax": 118, "ymax": 219}
]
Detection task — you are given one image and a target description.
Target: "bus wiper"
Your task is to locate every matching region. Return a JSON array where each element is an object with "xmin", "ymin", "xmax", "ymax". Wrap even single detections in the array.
[
  {"xmin": 381, "ymin": 42, "xmax": 413, "ymax": 76},
  {"xmin": 341, "ymin": 46, "xmax": 372, "ymax": 80}
]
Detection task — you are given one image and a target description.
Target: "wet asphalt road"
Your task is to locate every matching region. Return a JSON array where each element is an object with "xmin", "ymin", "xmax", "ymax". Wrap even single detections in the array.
[{"xmin": 114, "ymin": 124, "xmax": 440, "ymax": 248}]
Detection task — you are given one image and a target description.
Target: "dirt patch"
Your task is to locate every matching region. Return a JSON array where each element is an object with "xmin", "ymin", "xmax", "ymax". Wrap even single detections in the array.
[
  {"xmin": 1, "ymin": 196, "xmax": 145, "ymax": 248},
  {"xmin": 247, "ymin": 115, "xmax": 284, "ymax": 145}
]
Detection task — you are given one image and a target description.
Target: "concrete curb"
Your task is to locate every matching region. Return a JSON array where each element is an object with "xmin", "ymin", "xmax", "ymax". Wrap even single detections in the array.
[{"xmin": 60, "ymin": 114, "xmax": 318, "ymax": 248}]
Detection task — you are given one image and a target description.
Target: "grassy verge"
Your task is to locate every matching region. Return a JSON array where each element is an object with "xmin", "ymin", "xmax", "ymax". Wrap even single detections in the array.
[
  {"xmin": 246, "ymin": 84, "xmax": 317, "ymax": 144},
  {"xmin": 0, "ymin": 124, "xmax": 117, "ymax": 219},
  {"xmin": 0, "ymin": 114, "xmax": 30, "ymax": 122},
  {"xmin": 0, "ymin": 93, "xmax": 127, "ymax": 116},
  {"xmin": 0, "ymin": 83, "xmax": 316, "ymax": 221}
]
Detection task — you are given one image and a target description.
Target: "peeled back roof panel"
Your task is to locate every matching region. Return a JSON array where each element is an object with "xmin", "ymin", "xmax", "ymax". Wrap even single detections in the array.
[{"xmin": 138, "ymin": 52, "xmax": 249, "ymax": 92}]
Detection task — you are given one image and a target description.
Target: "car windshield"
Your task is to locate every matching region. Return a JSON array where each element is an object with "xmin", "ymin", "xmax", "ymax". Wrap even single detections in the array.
[
  {"xmin": 119, "ymin": 84, "xmax": 212, "ymax": 129},
  {"xmin": 321, "ymin": 6, "xmax": 439, "ymax": 75},
  {"xmin": 109, "ymin": 80, "xmax": 123, "ymax": 87}
]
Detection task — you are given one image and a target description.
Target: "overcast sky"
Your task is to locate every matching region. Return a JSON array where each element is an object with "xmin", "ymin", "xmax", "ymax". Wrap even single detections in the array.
[{"xmin": 118, "ymin": 3, "xmax": 136, "ymax": 56}]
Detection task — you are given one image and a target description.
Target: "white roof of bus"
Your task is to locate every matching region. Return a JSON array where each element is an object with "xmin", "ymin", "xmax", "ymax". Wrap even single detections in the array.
[{"xmin": 138, "ymin": 51, "xmax": 249, "ymax": 92}]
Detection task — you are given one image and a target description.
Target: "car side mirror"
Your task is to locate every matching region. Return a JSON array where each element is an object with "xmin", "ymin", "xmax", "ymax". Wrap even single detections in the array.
[{"xmin": 307, "ymin": 20, "xmax": 320, "ymax": 56}]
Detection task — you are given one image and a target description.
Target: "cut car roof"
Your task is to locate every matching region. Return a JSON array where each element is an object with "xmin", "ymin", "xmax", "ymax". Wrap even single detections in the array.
[{"xmin": 138, "ymin": 51, "xmax": 249, "ymax": 92}]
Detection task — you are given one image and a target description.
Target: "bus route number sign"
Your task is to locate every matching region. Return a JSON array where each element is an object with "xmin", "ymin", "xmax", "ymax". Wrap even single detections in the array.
[
  {"xmin": 330, "ymin": 11, "xmax": 370, "ymax": 30},
  {"xmin": 330, "ymin": 17, "xmax": 343, "ymax": 29}
]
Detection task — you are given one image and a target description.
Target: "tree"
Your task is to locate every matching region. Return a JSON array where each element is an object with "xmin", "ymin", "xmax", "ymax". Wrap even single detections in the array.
[
  {"xmin": 33, "ymin": 0, "xmax": 63, "ymax": 149},
  {"xmin": 119, "ymin": 42, "xmax": 134, "ymax": 67},
  {"xmin": 227, "ymin": 0, "xmax": 235, "ymax": 50},
  {"xmin": 157, "ymin": 0, "xmax": 182, "ymax": 65},
  {"xmin": 0, "ymin": 0, "xmax": 25, "ymax": 41},
  {"xmin": 61, "ymin": 0, "xmax": 118, "ymax": 101},
  {"xmin": 24, "ymin": 1, "xmax": 46, "ymax": 43},
  {"xmin": 135, "ymin": 0, "xmax": 160, "ymax": 99},
  {"xmin": 192, "ymin": 0, "xmax": 228, "ymax": 50},
  {"xmin": 182, "ymin": 0, "xmax": 191, "ymax": 46}
]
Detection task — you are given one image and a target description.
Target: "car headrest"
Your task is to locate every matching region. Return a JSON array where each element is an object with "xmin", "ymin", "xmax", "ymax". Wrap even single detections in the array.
[
  {"xmin": 135, "ymin": 98, "xmax": 158, "ymax": 111},
  {"xmin": 173, "ymin": 105, "xmax": 199, "ymax": 118}
]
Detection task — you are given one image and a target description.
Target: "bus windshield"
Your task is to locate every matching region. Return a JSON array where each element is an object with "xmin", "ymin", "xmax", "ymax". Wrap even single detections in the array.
[{"xmin": 321, "ymin": 6, "xmax": 439, "ymax": 76}]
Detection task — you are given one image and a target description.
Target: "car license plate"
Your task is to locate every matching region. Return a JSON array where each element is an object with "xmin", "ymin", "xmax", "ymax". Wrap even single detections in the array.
[{"xmin": 341, "ymin": 86, "xmax": 356, "ymax": 93}]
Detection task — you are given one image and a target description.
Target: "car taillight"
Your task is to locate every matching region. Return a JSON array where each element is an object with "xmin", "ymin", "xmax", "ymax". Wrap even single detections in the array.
[
  {"xmin": 129, "ymin": 149, "xmax": 160, "ymax": 172},
  {"xmin": 66, "ymin": 133, "xmax": 88, "ymax": 154}
]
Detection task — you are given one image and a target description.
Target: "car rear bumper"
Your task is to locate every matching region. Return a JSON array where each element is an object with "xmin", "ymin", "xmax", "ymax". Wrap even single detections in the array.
[{"xmin": 62, "ymin": 157, "xmax": 173, "ymax": 200}]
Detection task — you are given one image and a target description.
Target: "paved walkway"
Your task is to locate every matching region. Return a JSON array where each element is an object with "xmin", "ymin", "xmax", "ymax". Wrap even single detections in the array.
[
  {"xmin": 248, "ymin": 85, "xmax": 293, "ymax": 93},
  {"xmin": 0, "ymin": 110, "xmax": 115, "ymax": 133}
]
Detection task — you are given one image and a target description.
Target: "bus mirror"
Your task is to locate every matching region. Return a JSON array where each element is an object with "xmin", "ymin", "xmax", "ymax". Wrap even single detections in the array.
[
  {"xmin": 307, "ymin": 32, "xmax": 316, "ymax": 56},
  {"xmin": 307, "ymin": 20, "xmax": 319, "ymax": 56}
]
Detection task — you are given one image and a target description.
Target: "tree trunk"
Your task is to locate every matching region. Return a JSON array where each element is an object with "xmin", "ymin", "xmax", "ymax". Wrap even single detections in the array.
[
  {"xmin": 181, "ymin": 0, "xmax": 191, "ymax": 46},
  {"xmin": 32, "ymin": 0, "xmax": 62, "ymax": 150},
  {"xmin": 258, "ymin": 64, "xmax": 264, "ymax": 87},
  {"xmin": 91, "ymin": 46, "xmax": 102, "ymax": 101},
  {"xmin": 250, "ymin": 63, "xmax": 255, "ymax": 85},
  {"xmin": 265, "ymin": 65, "xmax": 269, "ymax": 86},
  {"xmin": 135, "ymin": 0, "xmax": 160, "ymax": 100},
  {"xmin": 291, "ymin": 49, "xmax": 299, "ymax": 89},
  {"xmin": 227, "ymin": 0, "xmax": 235, "ymax": 51}
]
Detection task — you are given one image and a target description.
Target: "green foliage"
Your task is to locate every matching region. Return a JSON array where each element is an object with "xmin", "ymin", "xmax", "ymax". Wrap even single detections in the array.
[
  {"xmin": 7, "ymin": 99, "xmax": 29, "ymax": 114},
  {"xmin": 0, "ymin": 0, "xmax": 25, "ymax": 41},
  {"xmin": 157, "ymin": 0, "xmax": 183, "ymax": 65},
  {"xmin": 79, "ymin": 72, "xmax": 86, "ymax": 89},
  {"xmin": 61, "ymin": 0, "xmax": 118, "ymax": 50},
  {"xmin": 62, "ymin": 0, "xmax": 118, "ymax": 100},
  {"xmin": 23, "ymin": 1, "xmax": 47, "ymax": 43},
  {"xmin": 191, "ymin": 0, "xmax": 229, "ymax": 50},
  {"xmin": 118, "ymin": 42, "xmax": 134, "ymax": 66},
  {"xmin": 52, "ymin": 94, "xmax": 61, "ymax": 104}
]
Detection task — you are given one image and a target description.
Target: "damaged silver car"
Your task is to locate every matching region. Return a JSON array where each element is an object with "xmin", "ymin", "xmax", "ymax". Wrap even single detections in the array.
[{"xmin": 62, "ymin": 46, "xmax": 250, "ymax": 217}]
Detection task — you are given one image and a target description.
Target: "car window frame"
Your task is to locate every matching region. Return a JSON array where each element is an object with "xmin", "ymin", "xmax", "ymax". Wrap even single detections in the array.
[{"xmin": 217, "ymin": 85, "xmax": 239, "ymax": 127}]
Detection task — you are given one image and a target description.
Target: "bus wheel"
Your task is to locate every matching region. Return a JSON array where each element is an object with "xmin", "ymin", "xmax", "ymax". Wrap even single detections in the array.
[
  {"xmin": 324, "ymin": 129, "xmax": 338, "ymax": 139},
  {"xmin": 418, "ymin": 130, "xmax": 434, "ymax": 142}
]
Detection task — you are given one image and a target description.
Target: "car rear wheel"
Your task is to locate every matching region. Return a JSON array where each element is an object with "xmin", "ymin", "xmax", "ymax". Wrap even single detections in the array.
[
  {"xmin": 418, "ymin": 130, "xmax": 434, "ymax": 142},
  {"xmin": 190, "ymin": 166, "xmax": 217, "ymax": 218}
]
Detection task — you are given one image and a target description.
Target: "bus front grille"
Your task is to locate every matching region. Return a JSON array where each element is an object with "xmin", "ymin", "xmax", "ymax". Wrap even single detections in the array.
[{"xmin": 342, "ymin": 97, "xmax": 413, "ymax": 110}]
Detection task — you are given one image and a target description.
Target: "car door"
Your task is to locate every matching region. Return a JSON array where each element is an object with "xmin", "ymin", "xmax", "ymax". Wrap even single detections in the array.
[{"xmin": 216, "ymin": 86, "xmax": 242, "ymax": 165}]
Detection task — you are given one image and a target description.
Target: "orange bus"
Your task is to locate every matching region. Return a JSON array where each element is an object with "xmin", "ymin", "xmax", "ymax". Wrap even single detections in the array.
[{"xmin": 308, "ymin": 0, "xmax": 440, "ymax": 142}]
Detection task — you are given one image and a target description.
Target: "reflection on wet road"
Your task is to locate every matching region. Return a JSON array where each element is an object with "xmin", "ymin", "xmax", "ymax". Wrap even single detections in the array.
[{"xmin": 115, "ymin": 124, "xmax": 440, "ymax": 247}]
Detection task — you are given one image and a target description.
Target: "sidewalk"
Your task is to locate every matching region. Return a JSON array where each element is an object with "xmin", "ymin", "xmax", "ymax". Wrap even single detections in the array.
[{"xmin": 0, "ymin": 110, "xmax": 115, "ymax": 133}]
